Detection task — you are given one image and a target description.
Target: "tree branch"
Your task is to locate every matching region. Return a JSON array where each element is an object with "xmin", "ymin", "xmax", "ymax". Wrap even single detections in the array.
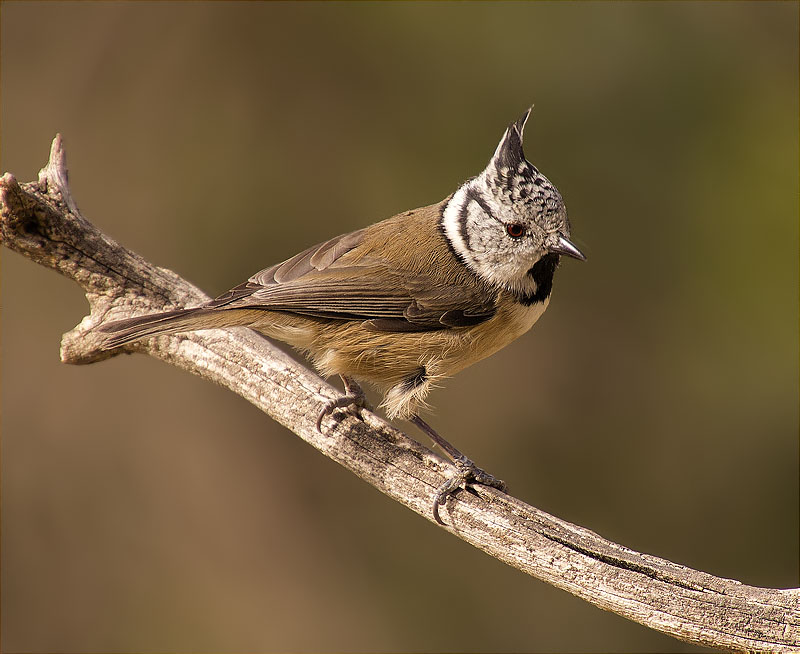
[{"xmin": 2, "ymin": 136, "xmax": 798, "ymax": 652}]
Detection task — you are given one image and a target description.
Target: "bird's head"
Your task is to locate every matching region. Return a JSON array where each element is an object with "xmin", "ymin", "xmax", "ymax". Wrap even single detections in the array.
[{"xmin": 441, "ymin": 108, "xmax": 585, "ymax": 300}]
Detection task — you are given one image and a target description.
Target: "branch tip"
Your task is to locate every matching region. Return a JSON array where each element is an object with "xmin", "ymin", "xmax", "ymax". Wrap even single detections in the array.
[{"xmin": 37, "ymin": 133, "xmax": 77, "ymax": 213}]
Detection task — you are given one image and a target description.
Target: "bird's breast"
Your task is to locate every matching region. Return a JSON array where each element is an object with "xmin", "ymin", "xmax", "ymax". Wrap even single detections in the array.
[{"xmin": 439, "ymin": 295, "xmax": 550, "ymax": 377}]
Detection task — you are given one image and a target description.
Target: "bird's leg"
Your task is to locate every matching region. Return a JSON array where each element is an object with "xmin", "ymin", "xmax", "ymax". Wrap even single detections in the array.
[
  {"xmin": 410, "ymin": 414, "xmax": 508, "ymax": 523},
  {"xmin": 316, "ymin": 375, "xmax": 371, "ymax": 431}
]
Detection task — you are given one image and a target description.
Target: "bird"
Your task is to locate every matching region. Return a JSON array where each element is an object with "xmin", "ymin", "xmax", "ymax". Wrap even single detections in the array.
[{"xmin": 97, "ymin": 108, "xmax": 585, "ymax": 521}]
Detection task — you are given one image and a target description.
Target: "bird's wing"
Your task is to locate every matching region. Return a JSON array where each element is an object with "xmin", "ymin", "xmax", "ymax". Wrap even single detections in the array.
[{"xmin": 207, "ymin": 230, "xmax": 497, "ymax": 332}]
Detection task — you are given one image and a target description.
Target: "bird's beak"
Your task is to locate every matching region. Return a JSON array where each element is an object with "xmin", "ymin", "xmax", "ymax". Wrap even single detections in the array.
[{"xmin": 549, "ymin": 235, "xmax": 587, "ymax": 261}]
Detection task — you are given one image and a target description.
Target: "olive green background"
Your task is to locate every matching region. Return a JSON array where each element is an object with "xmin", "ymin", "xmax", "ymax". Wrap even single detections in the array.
[{"xmin": 2, "ymin": 1, "xmax": 797, "ymax": 652}]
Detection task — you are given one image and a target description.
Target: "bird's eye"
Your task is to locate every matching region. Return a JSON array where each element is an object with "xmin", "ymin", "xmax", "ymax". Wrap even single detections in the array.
[{"xmin": 506, "ymin": 223, "xmax": 525, "ymax": 239}]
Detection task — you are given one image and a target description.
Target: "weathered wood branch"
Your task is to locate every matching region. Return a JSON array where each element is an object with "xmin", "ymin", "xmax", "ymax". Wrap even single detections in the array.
[{"xmin": 2, "ymin": 136, "xmax": 798, "ymax": 652}]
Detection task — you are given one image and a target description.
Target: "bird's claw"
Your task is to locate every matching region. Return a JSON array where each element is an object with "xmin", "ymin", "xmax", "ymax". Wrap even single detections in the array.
[
  {"xmin": 316, "ymin": 391, "xmax": 370, "ymax": 432},
  {"xmin": 432, "ymin": 456, "xmax": 508, "ymax": 524}
]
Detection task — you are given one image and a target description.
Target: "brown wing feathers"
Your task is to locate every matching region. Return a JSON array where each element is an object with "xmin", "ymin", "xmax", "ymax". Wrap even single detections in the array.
[
  {"xmin": 205, "ymin": 214, "xmax": 498, "ymax": 331},
  {"xmin": 100, "ymin": 205, "xmax": 498, "ymax": 346}
]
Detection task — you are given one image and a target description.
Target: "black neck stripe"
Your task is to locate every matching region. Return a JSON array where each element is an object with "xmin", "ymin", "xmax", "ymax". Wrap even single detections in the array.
[{"xmin": 515, "ymin": 253, "xmax": 559, "ymax": 305}]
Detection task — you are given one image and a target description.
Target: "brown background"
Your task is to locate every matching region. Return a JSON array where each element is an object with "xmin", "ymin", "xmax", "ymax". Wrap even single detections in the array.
[{"xmin": 2, "ymin": 1, "xmax": 798, "ymax": 651}]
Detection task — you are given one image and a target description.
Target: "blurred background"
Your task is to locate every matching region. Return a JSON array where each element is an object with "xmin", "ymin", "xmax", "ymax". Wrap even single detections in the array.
[{"xmin": 2, "ymin": 2, "xmax": 797, "ymax": 652}]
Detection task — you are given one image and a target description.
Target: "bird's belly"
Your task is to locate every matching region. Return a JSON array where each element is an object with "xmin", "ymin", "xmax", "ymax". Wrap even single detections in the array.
[
  {"xmin": 316, "ymin": 297, "xmax": 547, "ymax": 383},
  {"xmin": 255, "ymin": 298, "xmax": 549, "ymax": 419}
]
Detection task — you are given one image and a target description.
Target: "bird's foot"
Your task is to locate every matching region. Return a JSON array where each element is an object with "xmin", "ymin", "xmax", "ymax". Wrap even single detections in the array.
[
  {"xmin": 408, "ymin": 414, "xmax": 508, "ymax": 523},
  {"xmin": 316, "ymin": 377, "xmax": 371, "ymax": 432},
  {"xmin": 433, "ymin": 455, "xmax": 508, "ymax": 524}
]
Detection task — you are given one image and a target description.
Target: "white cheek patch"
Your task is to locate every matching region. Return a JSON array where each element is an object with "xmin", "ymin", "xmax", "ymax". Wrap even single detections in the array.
[{"xmin": 442, "ymin": 179, "xmax": 532, "ymax": 289}]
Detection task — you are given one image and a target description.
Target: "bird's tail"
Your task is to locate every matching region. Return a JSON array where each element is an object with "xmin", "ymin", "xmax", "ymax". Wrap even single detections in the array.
[{"xmin": 96, "ymin": 307, "xmax": 222, "ymax": 349}]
